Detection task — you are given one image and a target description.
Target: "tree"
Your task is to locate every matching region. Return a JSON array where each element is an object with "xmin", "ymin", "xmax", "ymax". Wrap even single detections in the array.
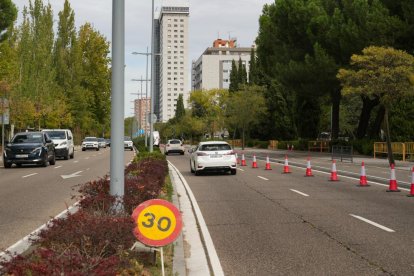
[
  {"xmin": 237, "ymin": 57, "xmax": 247, "ymax": 85},
  {"xmin": 249, "ymin": 48, "xmax": 258, "ymax": 85},
  {"xmin": 337, "ymin": 46, "xmax": 414, "ymax": 165},
  {"xmin": 174, "ymin": 93, "xmax": 185, "ymax": 121},
  {"xmin": 0, "ymin": 0, "xmax": 17, "ymax": 41},
  {"xmin": 229, "ymin": 59, "xmax": 238, "ymax": 92},
  {"xmin": 225, "ymin": 85, "xmax": 266, "ymax": 149}
]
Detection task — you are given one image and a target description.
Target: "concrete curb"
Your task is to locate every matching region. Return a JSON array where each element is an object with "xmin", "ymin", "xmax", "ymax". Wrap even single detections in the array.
[{"xmin": 169, "ymin": 161, "xmax": 224, "ymax": 276}]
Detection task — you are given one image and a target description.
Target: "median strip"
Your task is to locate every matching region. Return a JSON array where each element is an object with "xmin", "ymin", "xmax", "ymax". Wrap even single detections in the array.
[{"xmin": 350, "ymin": 214, "xmax": 395, "ymax": 232}]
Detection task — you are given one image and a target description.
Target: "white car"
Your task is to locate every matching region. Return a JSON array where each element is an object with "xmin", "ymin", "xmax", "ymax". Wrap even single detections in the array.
[
  {"xmin": 189, "ymin": 141, "xmax": 237, "ymax": 175},
  {"xmin": 165, "ymin": 139, "xmax": 184, "ymax": 155},
  {"xmin": 42, "ymin": 129, "xmax": 75, "ymax": 160},
  {"xmin": 82, "ymin": 137, "xmax": 99, "ymax": 151},
  {"xmin": 124, "ymin": 136, "xmax": 133, "ymax": 151}
]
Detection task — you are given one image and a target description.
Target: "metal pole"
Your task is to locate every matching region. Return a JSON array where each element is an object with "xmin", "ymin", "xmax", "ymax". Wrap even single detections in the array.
[
  {"xmin": 145, "ymin": 46, "xmax": 149, "ymax": 150},
  {"xmin": 149, "ymin": 0, "xmax": 155, "ymax": 152},
  {"xmin": 1, "ymin": 99, "xmax": 4, "ymax": 158},
  {"xmin": 110, "ymin": 0, "xmax": 125, "ymax": 202}
]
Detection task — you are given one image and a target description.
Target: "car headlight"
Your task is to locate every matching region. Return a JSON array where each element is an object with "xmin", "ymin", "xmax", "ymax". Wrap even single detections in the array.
[{"xmin": 31, "ymin": 147, "xmax": 43, "ymax": 156}]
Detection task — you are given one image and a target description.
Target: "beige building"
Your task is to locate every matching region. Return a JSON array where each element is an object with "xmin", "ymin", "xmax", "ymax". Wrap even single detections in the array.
[
  {"xmin": 155, "ymin": 2, "xmax": 190, "ymax": 122},
  {"xmin": 192, "ymin": 39, "xmax": 253, "ymax": 91}
]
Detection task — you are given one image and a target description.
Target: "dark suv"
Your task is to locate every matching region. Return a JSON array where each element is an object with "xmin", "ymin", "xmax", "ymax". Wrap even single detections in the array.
[{"xmin": 3, "ymin": 132, "xmax": 56, "ymax": 168}]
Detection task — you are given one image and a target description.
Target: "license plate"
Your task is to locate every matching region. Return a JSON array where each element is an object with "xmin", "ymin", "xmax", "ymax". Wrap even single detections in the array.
[
  {"xmin": 210, "ymin": 154, "xmax": 222, "ymax": 158},
  {"xmin": 15, "ymin": 154, "xmax": 28, "ymax": 158}
]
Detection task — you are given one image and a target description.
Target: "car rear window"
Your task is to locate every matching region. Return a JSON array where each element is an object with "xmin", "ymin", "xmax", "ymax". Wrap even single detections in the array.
[
  {"xmin": 199, "ymin": 144, "xmax": 231, "ymax": 151},
  {"xmin": 84, "ymin": 137, "xmax": 97, "ymax": 142},
  {"xmin": 169, "ymin": 140, "xmax": 181, "ymax": 144}
]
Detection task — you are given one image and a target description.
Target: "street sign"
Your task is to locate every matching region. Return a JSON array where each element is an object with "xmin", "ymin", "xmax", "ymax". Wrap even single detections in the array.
[
  {"xmin": 146, "ymin": 113, "xmax": 157, "ymax": 123},
  {"xmin": 0, "ymin": 110, "xmax": 9, "ymax": 125},
  {"xmin": 131, "ymin": 199, "xmax": 182, "ymax": 247}
]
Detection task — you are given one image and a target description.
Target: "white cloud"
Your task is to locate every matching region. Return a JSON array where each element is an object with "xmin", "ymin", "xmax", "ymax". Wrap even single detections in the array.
[{"xmin": 12, "ymin": 0, "xmax": 273, "ymax": 117}]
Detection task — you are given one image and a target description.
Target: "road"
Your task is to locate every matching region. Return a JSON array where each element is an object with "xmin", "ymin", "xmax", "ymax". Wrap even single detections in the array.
[
  {"xmin": 168, "ymin": 150, "xmax": 414, "ymax": 275},
  {"xmin": 0, "ymin": 147, "xmax": 135, "ymax": 251}
]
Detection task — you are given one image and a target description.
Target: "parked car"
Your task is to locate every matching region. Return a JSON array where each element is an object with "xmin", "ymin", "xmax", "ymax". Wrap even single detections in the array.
[
  {"xmin": 98, "ymin": 138, "xmax": 107, "ymax": 148},
  {"xmin": 105, "ymin": 138, "xmax": 111, "ymax": 147},
  {"xmin": 81, "ymin": 137, "xmax": 99, "ymax": 151},
  {"xmin": 189, "ymin": 141, "xmax": 237, "ymax": 176},
  {"xmin": 3, "ymin": 131, "xmax": 56, "ymax": 168},
  {"xmin": 153, "ymin": 131, "xmax": 160, "ymax": 147},
  {"xmin": 124, "ymin": 136, "xmax": 133, "ymax": 151},
  {"xmin": 41, "ymin": 129, "xmax": 74, "ymax": 160},
  {"xmin": 165, "ymin": 139, "xmax": 184, "ymax": 155}
]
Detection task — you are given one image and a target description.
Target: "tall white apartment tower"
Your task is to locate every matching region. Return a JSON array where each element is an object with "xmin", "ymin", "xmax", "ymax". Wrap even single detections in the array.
[{"xmin": 155, "ymin": 1, "xmax": 189, "ymax": 122}]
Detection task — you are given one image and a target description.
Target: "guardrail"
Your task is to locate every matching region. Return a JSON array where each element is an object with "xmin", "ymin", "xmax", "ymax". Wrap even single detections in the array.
[
  {"xmin": 373, "ymin": 142, "xmax": 414, "ymax": 161},
  {"xmin": 308, "ymin": 141, "xmax": 330, "ymax": 152},
  {"xmin": 228, "ymin": 139, "xmax": 242, "ymax": 148},
  {"xmin": 332, "ymin": 145, "xmax": 353, "ymax": 162}
]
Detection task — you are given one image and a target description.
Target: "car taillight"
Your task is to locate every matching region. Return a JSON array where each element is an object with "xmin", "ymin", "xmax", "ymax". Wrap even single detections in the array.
[
  {"xmin": 197, "ymin": 152, "xmax": 208, "ymax": 156},
  {"xmin": 225, "ymin": 151, "xmax": 235, "ymax": 155}
]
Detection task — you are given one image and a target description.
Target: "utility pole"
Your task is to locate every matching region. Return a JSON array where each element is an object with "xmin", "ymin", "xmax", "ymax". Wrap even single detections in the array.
[
  {"xmin": 150, "ymin": 0, "xmax": 155, "ymax": 153},
  {"xmin": 110, "ymin": 0, "xmax": 125, "ymax": 205}
]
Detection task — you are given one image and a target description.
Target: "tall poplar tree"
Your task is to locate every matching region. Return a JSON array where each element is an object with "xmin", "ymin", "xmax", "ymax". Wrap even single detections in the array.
[
  {"xmin": 0, "ymin": 0, "xmax": 17, "ymax": 41},
  {"xmin": 174, "ymin": 93, "xmax": 185, "ymax": 121},
  {"xmin": 229, "ymin": 59, "xmax": 238, "ymax": 92}
]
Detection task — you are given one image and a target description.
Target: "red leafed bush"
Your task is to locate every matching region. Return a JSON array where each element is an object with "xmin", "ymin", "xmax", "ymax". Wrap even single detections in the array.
[{"xmin": 0, "ymin": 154, "xmax": 169, "ymax": 274}]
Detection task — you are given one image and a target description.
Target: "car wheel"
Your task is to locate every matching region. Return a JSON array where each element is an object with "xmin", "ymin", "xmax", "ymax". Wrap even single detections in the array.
[
  {"xmin": 180, "ymin": 151, "xmax": 184, "ymax": 155},
  {"xmin": 64, "ymin": 150, "xmax": 69, "ymax": 160},
  {"xmin": 70, "ymin": 148, "xmax": 74, "ymax": 159},
  {"xmin": 82, "ymin": 148, "xmax": 85, "ymax": 151},
  {"xmin": 96, "ymin": 148, "xmax": 99, "ymax": 151},
  {"xmin": 190, "ymin": 162, "xmax": 194, "ymax": 173},
  {"xmin": 231, "ymin": 169, "xmax": 237, "ymax": 175},
  {"xmin": 41, "ymin": 155, "xmax": 48, "ymax": 167},
  {"xmin": 16, "ymin": 163, "xmax": 22, "ymax": 167},
  {"xmin": 195, "ymin": 169, "xmax": 201, "ymax": 176},
  {"xmin": 4, "ymin": 162, "xmax": 12, "ymax": 168},
  {"xmin": 49, "ymin": 153, "xmax": 56, "ymax": 165},
  {"xmin": 165, "ymin": 151, "xmax": 168, "ymax": 155}
]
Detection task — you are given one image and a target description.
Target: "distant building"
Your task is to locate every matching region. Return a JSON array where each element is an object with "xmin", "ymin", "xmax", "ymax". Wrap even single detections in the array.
[
  {"xmin": 154, "ymin": 1, "xmax": 190, "ymax": 122},
  {"xmin": 192, "ymin": 39, "xmax": 253, "ymax": 91},
  {"xmin": 134, "ymin": 98, "xmax": 150, "ymax": 135}
]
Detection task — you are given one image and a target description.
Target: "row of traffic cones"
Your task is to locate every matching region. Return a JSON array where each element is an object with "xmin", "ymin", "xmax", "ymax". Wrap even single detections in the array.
[{"xmin": 236, "ymin": 152, "xmax": 414, "ymax": 196}]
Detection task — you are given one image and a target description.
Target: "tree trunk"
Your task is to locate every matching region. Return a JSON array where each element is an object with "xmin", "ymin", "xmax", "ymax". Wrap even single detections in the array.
[
  {"xmin": 368, "ymin": 105, "xmax": 385, "ymax": 139},
  {"xmin": 331, "ymin": 90, "xmax": 341, "ymax": 139},
  {"xmin": 356, "ymin": 96, "xmax": 380, "ymax": 139},
  {"xmin": 384, "ymin": 107, "xmax": 394, "ymax": 166}
]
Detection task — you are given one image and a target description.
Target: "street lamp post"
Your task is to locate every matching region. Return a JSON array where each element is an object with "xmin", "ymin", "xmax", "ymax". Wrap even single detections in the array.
[{"xmin": 150, "ymin": 0, "xmax": 155, "ymax": 153}]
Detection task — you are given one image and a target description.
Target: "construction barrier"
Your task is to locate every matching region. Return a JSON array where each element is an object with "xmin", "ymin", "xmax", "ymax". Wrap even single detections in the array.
[
  {"xmin": 374, "ymin": 142, "xmax": 406, "ymax": 161},
  {"xmin": 268, "ymin": 140, "xmax": 278, "ymax": 150},
  {"xmin": 308, "ymin": 141, "xmax": 330, "ymax": 152},
  {"xmin": 332, "ymin": 146, "xmax": 353, "ymax": 162},
  {"xmin": 228, "ymin": 139, "xmax": 242, "ymax": 148},
  {"xmin": 406, "ymin": 142, "xmax": 414, "ymax": 161}
]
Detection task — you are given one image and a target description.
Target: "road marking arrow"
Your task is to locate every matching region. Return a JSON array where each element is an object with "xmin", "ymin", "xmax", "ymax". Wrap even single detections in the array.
[{"xmin": 61, "ymin": 171, "xmax": 83, "ymax": 179}]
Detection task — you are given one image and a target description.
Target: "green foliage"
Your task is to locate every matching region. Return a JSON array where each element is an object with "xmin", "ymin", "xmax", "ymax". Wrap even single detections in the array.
[
  {"xmin": 351, "ymin": 139, "xmax": 374, "ymax": 156},
  {"xmin": 0, "ymin": 0, "xmax": 17, "ymax": 41},
  {"xmin": 174, "ymin": 93, "xmax": 185, "ymax": 121},
  {"xmin": 229, "ymin": 59, "xmax": 238, "ymax": 92}
]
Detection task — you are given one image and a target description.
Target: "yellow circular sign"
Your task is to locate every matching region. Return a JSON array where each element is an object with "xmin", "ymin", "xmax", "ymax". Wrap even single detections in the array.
[{"xmin": 131, "ymin": 199, "xmax": 182, "ymax": 247}]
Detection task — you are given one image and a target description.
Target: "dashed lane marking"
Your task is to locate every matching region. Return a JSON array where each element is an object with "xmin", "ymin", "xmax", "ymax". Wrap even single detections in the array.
[
  {"xmin": 350, "ymin": 214, "xmax": 395, "ymax": 233},
  {"xmin": 290, "ymin": 189, "xmax": 309, "ymax": 197},
  {"xmin": 257, "ymin": 176, "xmax": 269, "ymax": 181},
  {"xmin": 22, "ymin": 173, "xmax": 38, "ymax": 178},
  {"xmin": 54, "ymin": 166, "xmax": 62, "ymax": 169},
  {"xmin": 238, "ymin": 168, "xmax": 245, "ymax": 171}
]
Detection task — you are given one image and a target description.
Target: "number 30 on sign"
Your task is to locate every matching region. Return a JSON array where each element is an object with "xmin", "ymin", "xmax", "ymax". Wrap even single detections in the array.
[{"xmin": 131, "ymin": 199, "xmax": 182, "ymax": 247}]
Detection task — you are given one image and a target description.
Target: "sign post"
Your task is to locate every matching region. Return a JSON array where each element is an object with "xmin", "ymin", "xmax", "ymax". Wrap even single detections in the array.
[{"xmin": 131, "ymin": 199, "xmax": 182, "ymax": 275}]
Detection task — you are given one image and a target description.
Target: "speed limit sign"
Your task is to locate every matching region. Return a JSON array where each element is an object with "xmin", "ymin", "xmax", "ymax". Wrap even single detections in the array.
[{"xmin": 131, "ymin": 199, "xmax": 182, "ymax": 247}]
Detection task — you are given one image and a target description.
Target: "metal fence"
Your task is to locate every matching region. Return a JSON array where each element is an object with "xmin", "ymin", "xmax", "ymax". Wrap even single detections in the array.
[{"xmin": 332, "ymin": 145, "xmax": 353, "ymax": 162}]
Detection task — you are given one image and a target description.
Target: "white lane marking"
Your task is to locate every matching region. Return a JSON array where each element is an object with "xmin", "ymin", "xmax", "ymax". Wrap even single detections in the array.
[
  {"xmin": 258, "ymin": 176, "xmax": 269, "ymax": 181},
  {"xmin": 73, "ymin": 160, "xmax": 79, "ymax": 163},
  {"xmin": 238, "ymin": 168, "xmax": 245, "ymax": 171},
  {"xmin": 290, "ymin": 189, "xmax": 309, "ymax": 197},
  {"xmin": 22, "ymin": 173, "xmax": 38, "ymax": 178},
  {"xmin": 54, "ymin": 166, "xmax": 62, "ymax": 169},
  {"xmin": 350, "ymin": 214, "xmax": 395, "ymax": 233},
  {"xmin": 85, "ymin": 157, "xmax": 89, "ymax": 160}
]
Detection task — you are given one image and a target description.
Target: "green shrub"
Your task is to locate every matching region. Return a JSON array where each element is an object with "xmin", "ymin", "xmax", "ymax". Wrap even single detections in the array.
[{"xmin": 351, "ymin": 139, "xmax": 374, "ymax": 156}]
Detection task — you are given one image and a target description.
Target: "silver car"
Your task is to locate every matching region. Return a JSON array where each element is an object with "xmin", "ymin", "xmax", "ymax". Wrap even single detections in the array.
[{"xmin": 189, "ymin": 141, "xmax": 237, "ymax": 176}]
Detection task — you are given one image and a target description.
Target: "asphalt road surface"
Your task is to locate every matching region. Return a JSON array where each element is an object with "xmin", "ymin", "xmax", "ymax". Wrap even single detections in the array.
[
  {"xmin": 0, "ymin": 147, "xmax": 135, "ymax": 251},
  {"xmin": 167, "ymin": 151, "xmax": 414, "ymax": 275}
]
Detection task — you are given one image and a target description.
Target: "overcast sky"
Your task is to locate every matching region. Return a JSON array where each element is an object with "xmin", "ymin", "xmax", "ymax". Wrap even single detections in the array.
[{"xmin": 12, "ymin": 0, "xmax": 273, "ymax": 117}]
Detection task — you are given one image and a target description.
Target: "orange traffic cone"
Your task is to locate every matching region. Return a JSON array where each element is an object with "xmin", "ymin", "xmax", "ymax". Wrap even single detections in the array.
[
  {"xmin": 236, "ymin": 153, "xmax": 240, "ymax": 165},
  {"xmin": 358, "ymin": 161, "xmax": 369, "ymax": 187},
  {"xmin": 329, "ymin": 160, "xmax": 339, "ymax": 181},
  {"xmin": 265, "ymin": 156, "xmax": 272, "ymax": 170},
  {"xmin": 283, "ymin": 155, "xmax": 291, "ymax": 174},
  {"xmin": 408, "ymin": 167, "xmax": 414, "ymax": 197},
  {"xmin": 305, "ymin": 157, "xmax": 314, "ymax": 177},
  {"xmin": 241, "ymin": 154, "xmax": 246, "ymax": 166},
  {"xmin": 252, "ymin": 154, "xmax": 258, "ymax": 168},
  {"xmin": 387, "ymin": 163, "xmax": 400, "ymax": 192}
]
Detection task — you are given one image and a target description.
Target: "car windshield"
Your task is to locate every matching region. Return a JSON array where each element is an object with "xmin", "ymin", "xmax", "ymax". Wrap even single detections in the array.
[
  {"xmin": 12, "ymin": 134, "xmax": 43, "ymax": 143},
  {"xmin": 44, "ymin": 131, "xmax": 66, "ymax": 139},
  {"xmin": 199, "ymin": 144, "xmax": 231, "ymax": 151},
  {"xmin": 84, "ymin": 137, "xmax": 97, "ymax": 142},
  {"xmin": 124, "ymin": 136, "xmax": 132, "ymax": 141},
  {"xmin": 169, "ymin": 140, "xmax": 181, "ymax": 144},
  {"xmin": 98, "ymin": 138, "xmax": 105, "ymax": 142}
]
